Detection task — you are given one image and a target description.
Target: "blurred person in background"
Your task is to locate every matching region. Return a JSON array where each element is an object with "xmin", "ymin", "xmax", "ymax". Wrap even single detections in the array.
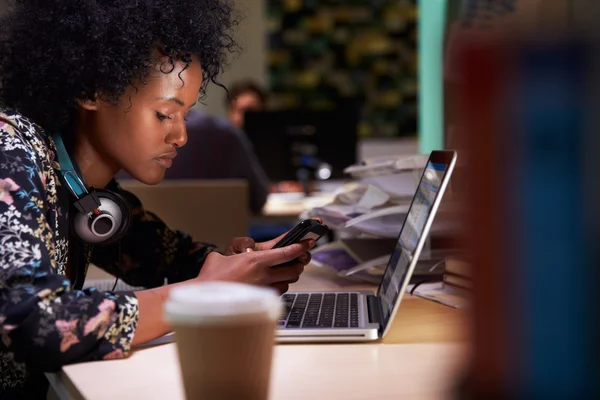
[
  {"xmin": 226, "ymin": 79, "xmax": 267, "ymax": 130},
  {"xmin": 226, "ymin": 79, "xmax": 304, "ymax": 193}
]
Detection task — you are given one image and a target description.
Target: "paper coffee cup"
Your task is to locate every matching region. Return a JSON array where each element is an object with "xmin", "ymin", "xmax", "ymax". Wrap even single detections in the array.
[{"xmin": 164, "ymin": 282, "xmax": 282, "ymax": 400}]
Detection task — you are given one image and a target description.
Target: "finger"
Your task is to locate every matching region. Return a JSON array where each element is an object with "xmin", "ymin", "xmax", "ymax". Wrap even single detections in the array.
[
  {"xmin": 277, "ymin": 262, "xmax": 305, "ymax": 283},
  {"xmin": 298, "ymin": 251, "xmax": 312, "ymax": 265},
  {"xmin": 272, "ymin": 282, "xmax": 290, "ymax": 295},
  {"xmin": 264, "ymin": 237, "xmax": 317, "ymax": 253},
  {"xmin": 252, "ymin": 240, "xmax": 315, "ymax": 267},
  {"xmin": 303, "ymin": 238, "xmax": 317, "ymax": 250},
  {"xmin": 256, "ymin": 218, "xmax": 323, "ymax": 251},
  {"xmin": 232, "ymin": 237, "xmax": 256, "ymax": 253},
  {"xmin": 255, "ymin": 232, "xmax": 288, "ymax": 251},
  {"xmin": 255, "ymin": 242, "xmax": 312, "ymax": 265},
  {"xmin": 267, "ymin": 263, "xmax": 304, "ymax": 284}
]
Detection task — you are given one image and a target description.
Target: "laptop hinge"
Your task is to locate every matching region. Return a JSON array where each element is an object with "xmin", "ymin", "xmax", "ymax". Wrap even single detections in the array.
[{"xmin": 367, "ymin": 295, "xmax": 383, "ymax": 326}]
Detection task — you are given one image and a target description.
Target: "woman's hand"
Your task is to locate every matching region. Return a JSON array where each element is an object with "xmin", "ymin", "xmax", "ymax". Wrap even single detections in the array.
[
  {"xmin": 224, "ymin": 217, "xmax": 323, "ymax": 255},
  {"xmin": 224, "ymin": 236, "xmax": 258, "ymax": 255},
  {"xmin": 198, "ymin": 240, "xmax": 316, "ymax": 293}
]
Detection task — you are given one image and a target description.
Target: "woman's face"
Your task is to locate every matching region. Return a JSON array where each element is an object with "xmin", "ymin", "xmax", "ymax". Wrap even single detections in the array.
[{"xmin": 81, "ymin": 56, "xmax": 203, "ymax": 185}]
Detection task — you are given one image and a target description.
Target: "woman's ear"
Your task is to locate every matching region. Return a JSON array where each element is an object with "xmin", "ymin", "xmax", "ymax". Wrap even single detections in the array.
[{"xmin": 76, "ymin": 98, "xmax": 98, "ymax": 111}]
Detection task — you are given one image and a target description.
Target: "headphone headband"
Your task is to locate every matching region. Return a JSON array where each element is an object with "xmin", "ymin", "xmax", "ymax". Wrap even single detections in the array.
[
  {"xmin": 52, "ymin": 133, "xmax": 103, "ymax": 215},
  {"xmin": 51, "ymin": 133, "xmax": 132, "ymax": 245},
  {"xmin": 52, "ymin": 134, "xmax": 89, "ymax": 198}
]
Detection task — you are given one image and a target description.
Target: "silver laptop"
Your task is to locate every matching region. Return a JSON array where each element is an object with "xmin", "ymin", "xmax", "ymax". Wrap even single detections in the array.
[{"xmin": 276, "ymin": 150, "xmax": 457, "ymax": 343}]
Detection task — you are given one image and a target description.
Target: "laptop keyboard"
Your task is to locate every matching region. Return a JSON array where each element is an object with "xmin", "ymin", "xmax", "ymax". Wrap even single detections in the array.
[{"xmin": 278, "ymin": 293, "xmax": 360, "ymax": 328}]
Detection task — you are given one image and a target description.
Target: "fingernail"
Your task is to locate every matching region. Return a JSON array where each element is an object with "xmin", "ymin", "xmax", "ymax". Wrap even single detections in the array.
[
  {"xmin": 308, "ymin": 240, "xmax": 316, "ymax": 247},
  {"xmin": 245, "ymin": 247, "xmax": 253, "ymax": 252}
]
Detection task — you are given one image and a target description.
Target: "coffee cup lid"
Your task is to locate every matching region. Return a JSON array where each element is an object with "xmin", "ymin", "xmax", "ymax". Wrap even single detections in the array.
[{"xmin": 164, "ymin": 282, "xmax": 283, "ymax": 325}]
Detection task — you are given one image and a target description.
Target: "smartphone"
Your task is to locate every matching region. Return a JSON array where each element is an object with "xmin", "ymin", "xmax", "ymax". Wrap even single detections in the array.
[{"xmin": 272, "ymin": 219, "xmax": 330, "ymax": 249}]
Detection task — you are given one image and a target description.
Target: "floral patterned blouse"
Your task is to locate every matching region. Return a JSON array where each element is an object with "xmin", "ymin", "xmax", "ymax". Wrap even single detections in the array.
[{"xmin": 0, "ymin": 110, "xmax": 219, "ymax": 398}]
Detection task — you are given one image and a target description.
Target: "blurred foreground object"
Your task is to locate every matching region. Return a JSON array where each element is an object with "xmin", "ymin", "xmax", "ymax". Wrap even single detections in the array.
[{"xmin": 453, "ymin": 29, "xmax": 599, "ymax": 398}]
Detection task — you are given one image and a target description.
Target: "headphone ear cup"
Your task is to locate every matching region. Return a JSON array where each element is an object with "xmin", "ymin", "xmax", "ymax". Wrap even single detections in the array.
[
  {"xmin": 96, "ymin": 189, "xmax": 132, "ymax": 244},
  {"xmin": 71, "ymin": 189, "xmax": 132, "ymax": 246}
]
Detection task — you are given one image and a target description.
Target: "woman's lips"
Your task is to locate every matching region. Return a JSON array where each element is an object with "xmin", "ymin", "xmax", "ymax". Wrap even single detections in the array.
[{"xmin": 155, "ymin": 157, "xmax": 174, "ymax": 168}]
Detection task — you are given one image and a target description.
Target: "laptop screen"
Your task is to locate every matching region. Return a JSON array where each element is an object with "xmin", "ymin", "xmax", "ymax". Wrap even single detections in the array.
[{"xmin": 377, "ymin": 160, "xmax": 450, "ymax": 329}]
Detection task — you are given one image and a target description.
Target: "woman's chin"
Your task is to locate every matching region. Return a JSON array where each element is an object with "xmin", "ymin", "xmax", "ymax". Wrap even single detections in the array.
[{"xmin": 129, "ymin": 170, "xmax": 165, "ymax": 186}]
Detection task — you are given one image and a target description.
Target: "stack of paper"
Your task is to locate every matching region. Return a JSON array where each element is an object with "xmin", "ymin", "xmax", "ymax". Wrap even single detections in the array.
[
  {"xmin": 304, "ymin": 184, "xmax": 410, "ymax": 237},
  {"xmin": 344, "ymin": 154, "xmax": 428, "ymax": 198},
  {"xmin": 304, "ymin": 154, "xmax": 426, "ymax": 238},
  {"xmin": 408, "ymin": 282, "xmax": 471, "ymax": 309}
]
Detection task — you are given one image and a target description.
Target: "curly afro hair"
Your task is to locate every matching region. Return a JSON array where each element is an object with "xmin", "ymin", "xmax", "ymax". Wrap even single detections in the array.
[{"xmin": 0, "ymin": 0, "xmax": 240, "ymax": 134}]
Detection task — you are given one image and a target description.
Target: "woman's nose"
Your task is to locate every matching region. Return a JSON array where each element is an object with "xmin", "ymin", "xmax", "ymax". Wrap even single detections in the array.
[{"xmin": 167, "ymin": 121, "xmax": 187, "ymax": 148}]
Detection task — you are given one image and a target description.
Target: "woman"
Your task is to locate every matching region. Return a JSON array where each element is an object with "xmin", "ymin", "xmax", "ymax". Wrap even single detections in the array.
[{"xmin": 0, "ymin": 1, "xmax": 314, "ymax": 398}]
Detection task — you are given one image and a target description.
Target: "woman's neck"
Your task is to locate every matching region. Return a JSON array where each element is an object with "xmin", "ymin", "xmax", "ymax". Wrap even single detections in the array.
[
  {"xmin": 71, "ymin": 122, "xmax": 119, "ymax": 189},
  {"xmin": 72, "ymin": 140, "xmax": 115, "ymax": 189}
]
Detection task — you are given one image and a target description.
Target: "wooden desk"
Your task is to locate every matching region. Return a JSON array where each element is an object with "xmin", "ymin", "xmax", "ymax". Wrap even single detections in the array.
[
  {"xmin": 290, "ymin": 266, "xmax": 468, "ymax": 344},
  {"xmin": 48, "ymin": 266, "xmax": 469, "ymax": 399}
]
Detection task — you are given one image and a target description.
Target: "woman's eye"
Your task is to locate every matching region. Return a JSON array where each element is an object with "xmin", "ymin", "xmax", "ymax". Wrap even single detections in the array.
[{"xmin": 156, "ymin": 112, "xmax": 171, "ymax": 122}]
